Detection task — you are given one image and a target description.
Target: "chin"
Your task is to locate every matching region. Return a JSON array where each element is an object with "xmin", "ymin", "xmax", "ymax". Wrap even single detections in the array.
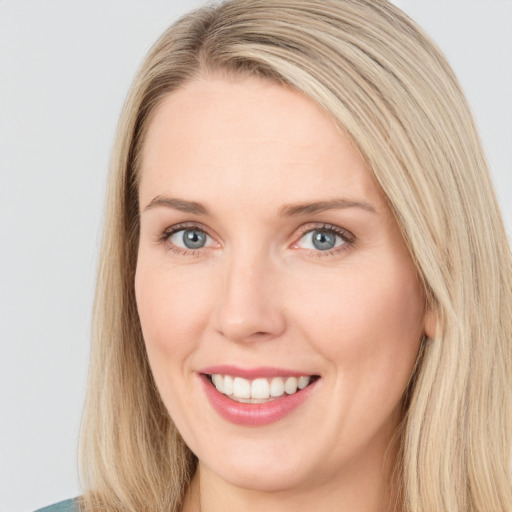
[
  {"xmin": 195, "ymin": 436, "xmax": 327, "ymax": 494},
  {"xmin": 210, "ymin": 460, "xmax": 310, "ymax": 493}
]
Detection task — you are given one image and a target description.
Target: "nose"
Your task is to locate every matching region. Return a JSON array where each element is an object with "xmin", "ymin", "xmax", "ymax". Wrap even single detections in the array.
[{"xmin": 214, "ymin": 251, "xmax": 287, "ymax": 343}]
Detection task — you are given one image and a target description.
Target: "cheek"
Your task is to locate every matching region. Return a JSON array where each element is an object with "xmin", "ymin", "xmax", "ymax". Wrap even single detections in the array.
[
  {"xmin": 288, "ymin": 256, "xmax": 424, "ymax": 405},
  {"xmin": 134, "ymin": 258, "xmax": 218, "ymax": 437},
  {"xmin": 294, "ymin": 259, "xmax": 423, "ymax": 341},
  {"xmin": 134, "ymin": 259, "xmax": 212, "ymax": 369}
]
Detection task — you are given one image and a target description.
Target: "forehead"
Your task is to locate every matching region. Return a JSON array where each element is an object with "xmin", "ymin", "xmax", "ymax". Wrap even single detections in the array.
[{"xmin": 139, "ymin": 75, "xmax": 385, "ymax": 213}]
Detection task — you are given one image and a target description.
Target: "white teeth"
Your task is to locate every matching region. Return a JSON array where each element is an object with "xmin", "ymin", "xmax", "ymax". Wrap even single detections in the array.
[
  {"xmin": 209, "ymin": 374, "xmax": 312, "ymax": 401},
  {"xmin": 251, "ymin": 378, "xmax": 270, "ymax": 399},
  {"xmin": 298, "ymin": 376, "xmax": 309, "ymax": 389},
  {"xmin": 270, "ymin": 377, "xmax": 285, "ymax": 397},
  {"xmin": 285, "ymin": 377, "xmax": 298, "ymax": 394},
  {"xmin": 212, "ymin": 374, "xmax": 222, "ymax": 391},
  {"xmin": 233, "ymin": 377, "xmax": 251, "ymax": 398},
  {"xmin": 223, "ymin": 375, "xmax": 233, "ymax": 395}
]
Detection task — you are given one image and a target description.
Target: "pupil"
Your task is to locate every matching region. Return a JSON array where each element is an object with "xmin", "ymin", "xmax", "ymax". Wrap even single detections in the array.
[
  {"xmin": 312, "ymin": 230, "xmax": 335, "ymax": 250},
  {"xmin": 183, "ymin": 230, "xmax": 206, "ymax": 249}
]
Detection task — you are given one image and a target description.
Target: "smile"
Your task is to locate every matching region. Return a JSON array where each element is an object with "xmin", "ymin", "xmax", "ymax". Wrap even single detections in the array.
[
  {"xmin": 208, "ymin": 374, "xmax": 314, "ymax": 402},
  {"xmin": 199, "ymin": 367, "xmax": 320, "ymax": 426}
]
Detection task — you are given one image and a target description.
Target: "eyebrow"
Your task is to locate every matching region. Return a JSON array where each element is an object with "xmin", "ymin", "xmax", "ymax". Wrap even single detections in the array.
[
  {"xmin": 142, "ymin": 196, "xmax": 377, "ymax": 216},
  {"xmin": 279, "ymin": 198, "xmax": 377, "ymax": 216},
  {"xmin": 143, "ymin": 196, "xmax": 209, "ymax": 215}
]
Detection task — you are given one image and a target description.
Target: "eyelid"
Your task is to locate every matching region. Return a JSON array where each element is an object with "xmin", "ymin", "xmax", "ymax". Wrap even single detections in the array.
[
  {"xmin": 293, "ymin": 223, "xmax": 354, "ymax": 241},
  {"xmin": 156, "ymin": 222, "xmax": 219, "ymax": 253},
  {"xmin": 291, "ymin": 223, "xmax": 356, "ymax": 255},
  {"xmin": 159, "ymin": 221, "xmax": 213, "ymax": 238},
  {"xmin": 156, "ymin": 221, "xmax": 355, "ymax": 257}
]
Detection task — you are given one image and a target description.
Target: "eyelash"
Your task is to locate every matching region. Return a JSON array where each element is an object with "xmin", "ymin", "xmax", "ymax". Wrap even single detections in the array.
[
  {"xmin": 293, "ymin": 223, "xmax": 355, "ymax": 257},
  {"xmin": 156, "ymin": 222, "xmax": 356, "ymax": 258},
  {"xmin": 157, "ymin": 222, "xmax": 212, "ymax": 256}
]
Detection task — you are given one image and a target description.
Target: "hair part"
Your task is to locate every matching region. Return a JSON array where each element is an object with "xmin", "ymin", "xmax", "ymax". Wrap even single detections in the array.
[{"xmin": 80, "ymin": 1, "xmax": 512, "ymax": 511}]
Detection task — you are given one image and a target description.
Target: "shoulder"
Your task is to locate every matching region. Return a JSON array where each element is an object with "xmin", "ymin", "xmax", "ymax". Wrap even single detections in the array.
[{"xmin": 34, "ymin": 498, "xmax": 79, "ymax": 512}]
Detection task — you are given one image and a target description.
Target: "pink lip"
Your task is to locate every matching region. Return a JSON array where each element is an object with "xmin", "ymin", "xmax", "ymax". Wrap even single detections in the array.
[
  {"xmin": 198, "ymin": 370, "xmax": 319, "ymax": 427},
  {"xmin": 200, "ymin": 365, "xmax": 314, "ymax": 379}
]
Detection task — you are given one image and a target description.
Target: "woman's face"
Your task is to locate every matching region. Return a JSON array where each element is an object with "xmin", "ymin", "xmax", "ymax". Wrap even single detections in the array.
[{"xmin": 135, "ymin": 75, "xmax": 431, "ymax": 494}]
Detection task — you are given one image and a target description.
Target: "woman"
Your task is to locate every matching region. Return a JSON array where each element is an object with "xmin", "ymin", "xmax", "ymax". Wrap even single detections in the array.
[{"xmin": 38, "ymin": 0, "xmax": 512, "ymax": 511}]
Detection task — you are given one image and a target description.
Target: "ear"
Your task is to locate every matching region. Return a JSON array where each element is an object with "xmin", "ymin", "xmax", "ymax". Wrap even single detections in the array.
[{"xmin": 423, "ymin": 308, "xmax": 437, "ymax": 340}]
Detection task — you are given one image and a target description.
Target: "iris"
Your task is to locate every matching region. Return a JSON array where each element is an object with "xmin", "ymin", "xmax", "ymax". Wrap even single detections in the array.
[
  {"xmin": 311, "ymin": 230, "xmax": 336, "ymax": 250},
  {"xmin": 183, "ymin": 230, "xmax": 207, "ymax": 249}
]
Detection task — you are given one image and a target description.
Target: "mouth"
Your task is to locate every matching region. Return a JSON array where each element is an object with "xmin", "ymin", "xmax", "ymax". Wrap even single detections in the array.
[
  {"xmin": 198, "ymin": 367, "xmax": 320, "ymax": 426},
  {"xmin": 204, "ymin": 373, "xmax": 320, "ymax": 403}
]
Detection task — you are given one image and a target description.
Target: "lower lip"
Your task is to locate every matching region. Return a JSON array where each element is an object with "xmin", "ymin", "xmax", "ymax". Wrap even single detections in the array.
[{"xmin": 199, "ymin": 374, "xmax": 318, "ymax": 426}]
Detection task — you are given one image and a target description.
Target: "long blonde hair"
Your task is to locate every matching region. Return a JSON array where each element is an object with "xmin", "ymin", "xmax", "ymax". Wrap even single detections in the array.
[{"xmin": 79, "ymin": 1, "xmax": 512, "ymax": 510}]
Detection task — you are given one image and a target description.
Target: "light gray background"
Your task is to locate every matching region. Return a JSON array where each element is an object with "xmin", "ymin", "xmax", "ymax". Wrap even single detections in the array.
[{"xmin": 1, "ymin": 1, "xmax": 511, "ymax": 511}]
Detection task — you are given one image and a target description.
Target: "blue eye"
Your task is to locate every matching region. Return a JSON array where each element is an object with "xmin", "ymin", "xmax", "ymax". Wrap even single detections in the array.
[
  {"xmin": 169, "ymin": 228, "xmax": 211, "ymax": 249},
  {"xmin": 297, "ymin": 228, "xmax": 347, "ymax": 251}
]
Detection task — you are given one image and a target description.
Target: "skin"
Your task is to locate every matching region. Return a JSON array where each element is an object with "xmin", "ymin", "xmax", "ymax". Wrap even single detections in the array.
[{"xmin": 135, "ymin": 73, "xmax": 435, "ymax": 512}]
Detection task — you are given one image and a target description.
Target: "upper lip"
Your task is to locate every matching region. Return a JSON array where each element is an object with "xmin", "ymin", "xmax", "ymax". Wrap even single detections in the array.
[{"xmin": 199, "ymin": 365, "xmax": 318, "ymax": 379}]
